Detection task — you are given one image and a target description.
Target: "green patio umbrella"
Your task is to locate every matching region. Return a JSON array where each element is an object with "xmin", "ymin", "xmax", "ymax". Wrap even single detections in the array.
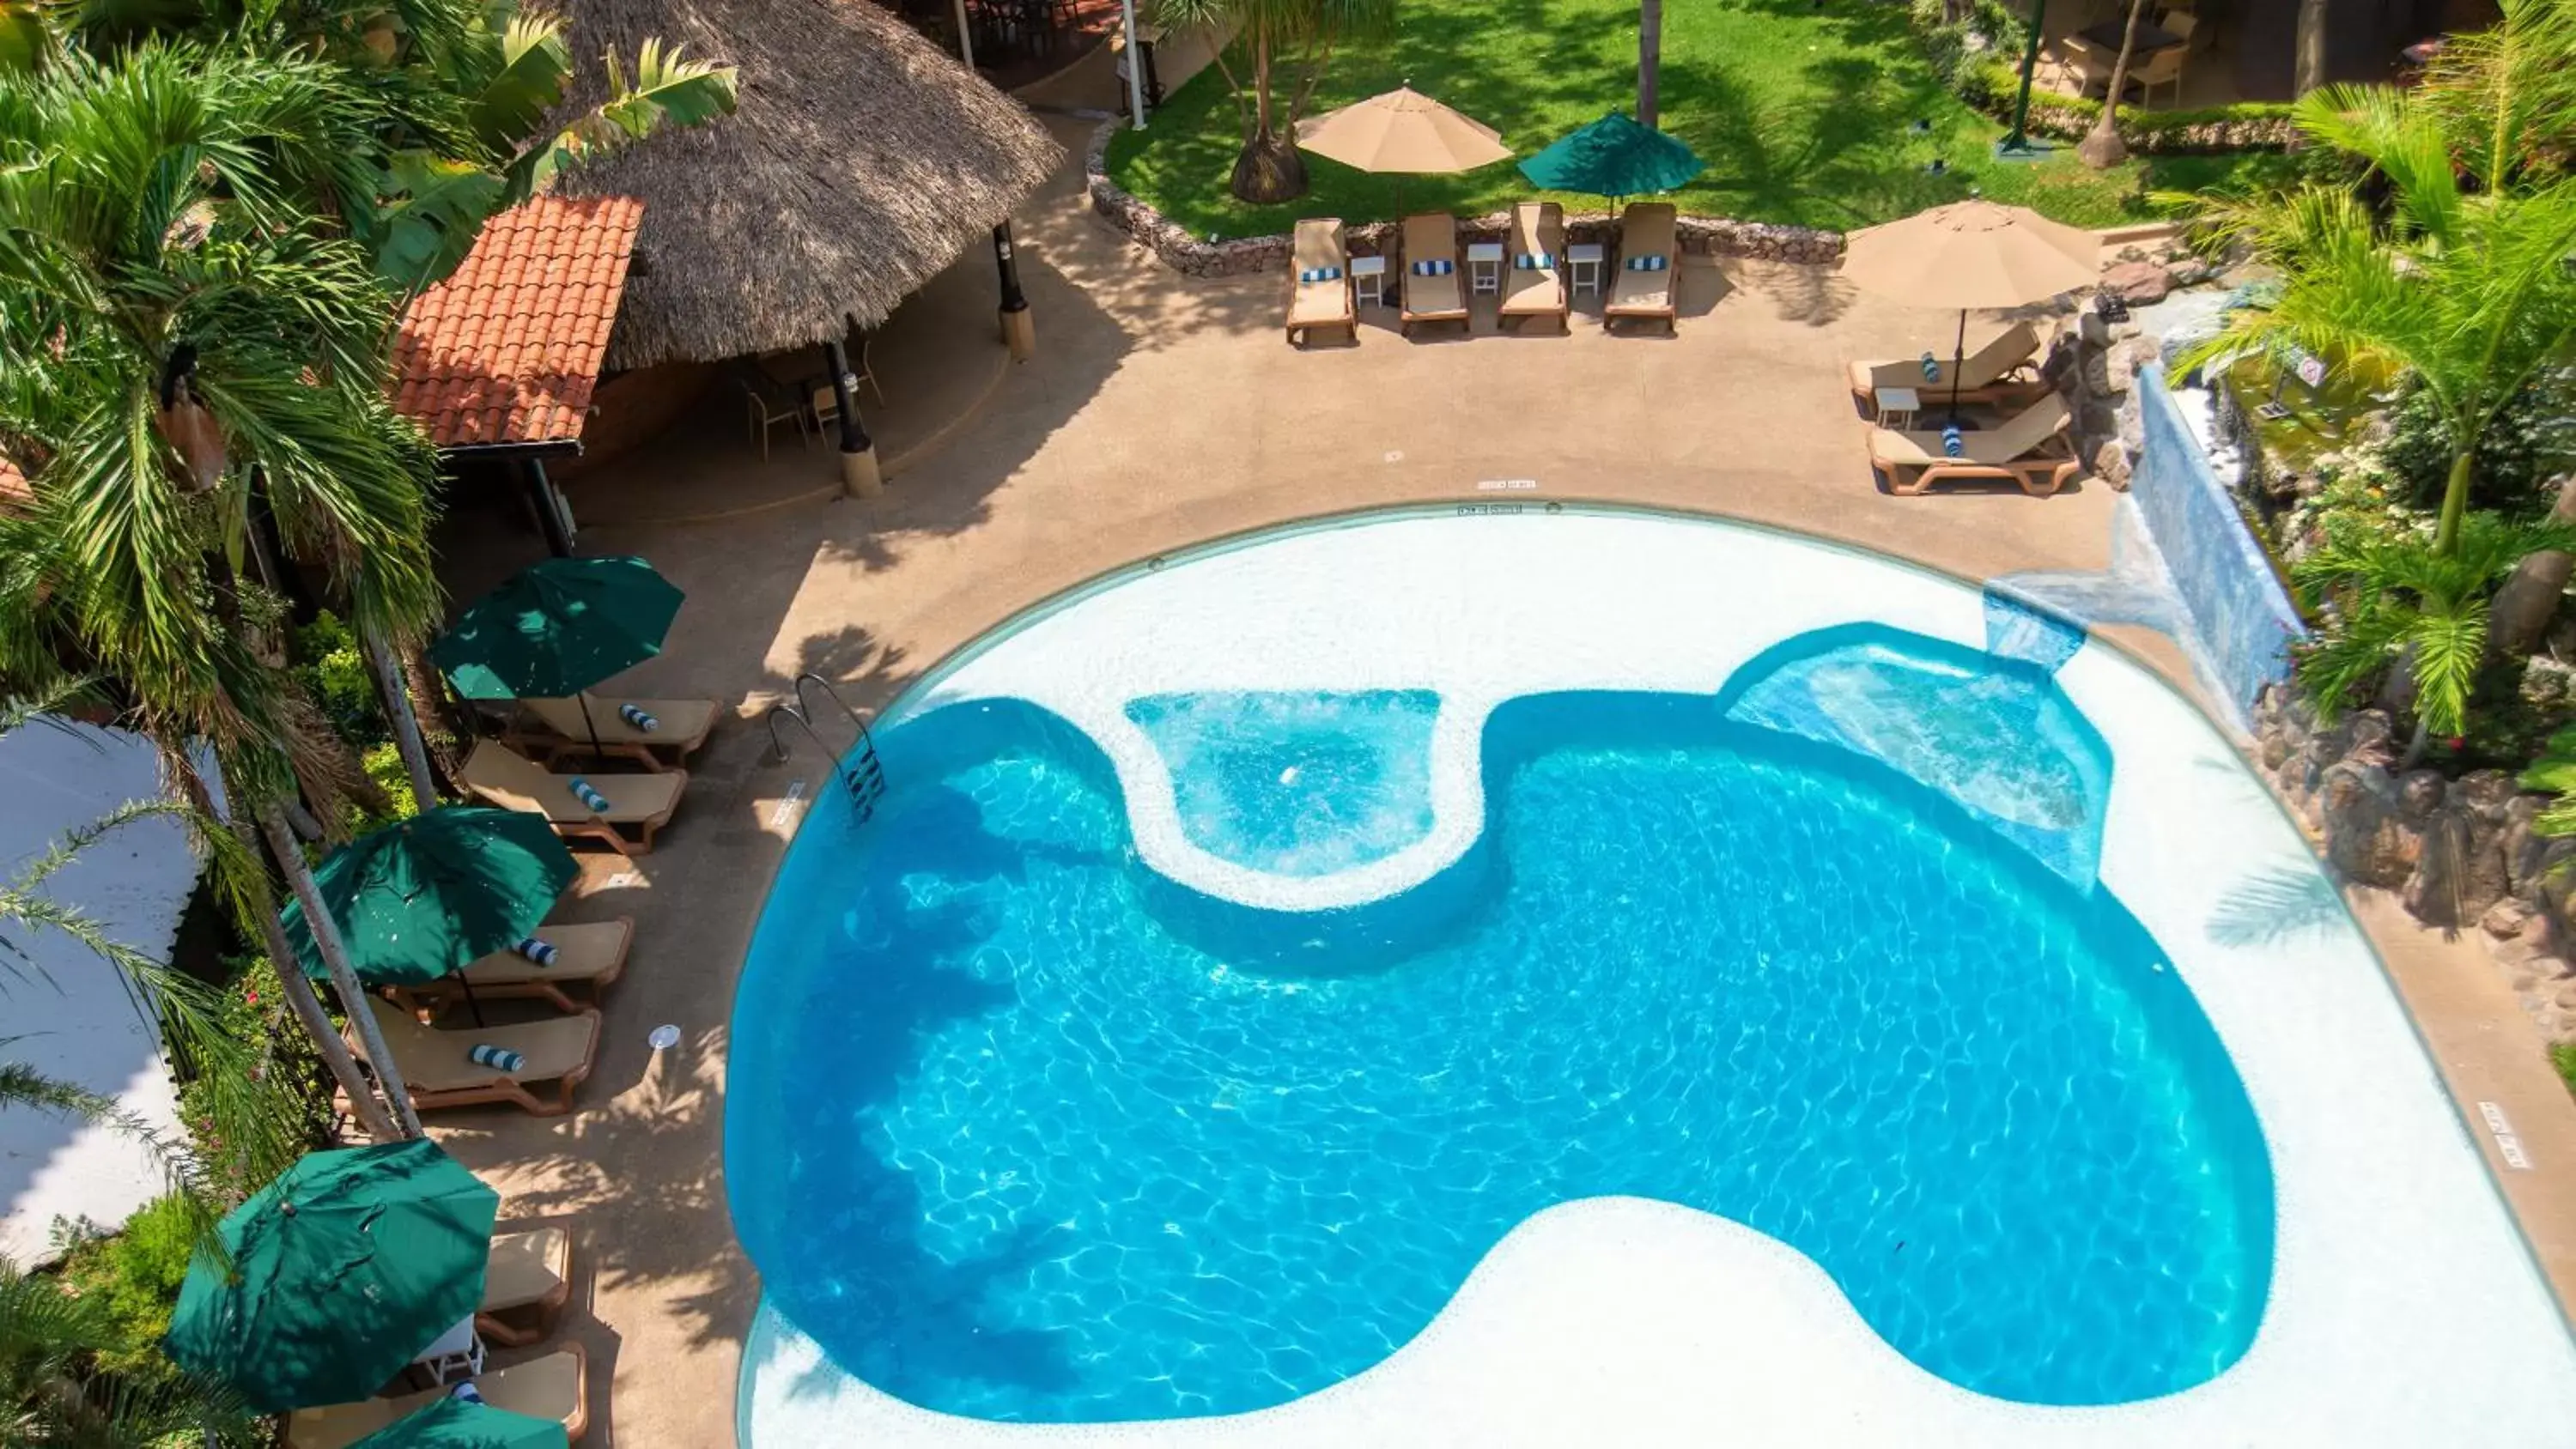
[
  {"xmin": 1516, "ymin": 111, "xmax": 1704, "ymax": 202},
  {"xmin": 167, "ymin": 1140, "xmax": 500, "ymax": 1412},
  {"xmin": 353, "ymin": 1397, "xmax": 570, "ymax": 1449},
  {"xmin": 280, "ymin": 805, "xmax": 575, "ymax": 1018},
  {"xmin": 430, "ymin": 556, "xmax": 683, "ymax": 751}
]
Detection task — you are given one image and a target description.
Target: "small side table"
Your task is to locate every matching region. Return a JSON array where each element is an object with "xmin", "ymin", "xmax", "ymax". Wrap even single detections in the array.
[
  {"xmin": 410, "ymin": 1317, "xmax": 485, "ymax": 1387},
  {"xmin": 1874, "ymin": 385, "xmax": 1922, "ymax": 431},
  {"xmin": 1566, "ymin": 243, "xmax": 1607, "ymax": 298},
  {"xmin": 1466, "ymin": 242, "xmax": 1504, "ymax": 297},
  {"xmin": 1351, "ymin": 253, "xmax": 1388, "ymax": 308}
]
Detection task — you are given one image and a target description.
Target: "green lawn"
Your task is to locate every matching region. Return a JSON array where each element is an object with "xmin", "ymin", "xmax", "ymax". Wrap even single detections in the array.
[{"xmin": 1107, "ymin": 0, "xmax": 2296, "ymax": 234}]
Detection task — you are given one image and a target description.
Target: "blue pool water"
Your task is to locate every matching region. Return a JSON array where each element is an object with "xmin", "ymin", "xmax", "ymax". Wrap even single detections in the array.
[
  {"xmin": 1126, "ymin": 690, "xmax": 1438, "ymax": 876},
  {"xmin": 728, "ymin": 654, "xmax": 2273, "ymax": 1424}
]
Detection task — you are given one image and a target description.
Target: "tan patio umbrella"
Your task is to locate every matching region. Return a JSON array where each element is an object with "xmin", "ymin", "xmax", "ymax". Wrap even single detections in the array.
[
  {"xmin": 1841, "ymin": 199, "xmax": 2099, "ymax": 423},
  {"xmin": 1296, "ymin": 86, "xmax": 1512, "ymax": 211}
]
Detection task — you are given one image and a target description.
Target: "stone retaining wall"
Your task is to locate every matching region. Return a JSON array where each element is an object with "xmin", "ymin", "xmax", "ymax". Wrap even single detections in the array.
[
  {"xmin": 2255, "ymin": 686, "xmax": 2576, "ymax": 1042},
  {"xmin": 1084, "ymin": 119, "xmax": 1843, "ymax": 279}
]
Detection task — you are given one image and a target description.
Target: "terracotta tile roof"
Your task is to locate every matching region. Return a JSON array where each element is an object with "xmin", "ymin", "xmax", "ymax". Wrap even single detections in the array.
[{"xmin": 392, "ymin": 196, "xmax": 644, "ymax": 450}]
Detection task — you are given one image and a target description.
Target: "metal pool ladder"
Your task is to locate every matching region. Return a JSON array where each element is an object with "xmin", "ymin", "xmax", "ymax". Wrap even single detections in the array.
[{"xmin": 763, "ymin": 672, "xmax": 888, "ymax": 822}]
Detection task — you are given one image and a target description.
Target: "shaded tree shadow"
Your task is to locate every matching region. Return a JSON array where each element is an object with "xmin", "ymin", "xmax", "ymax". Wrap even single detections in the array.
[{"xmin": 2206, "ymin": 859, "xmax": 2345, "ymax": 948}]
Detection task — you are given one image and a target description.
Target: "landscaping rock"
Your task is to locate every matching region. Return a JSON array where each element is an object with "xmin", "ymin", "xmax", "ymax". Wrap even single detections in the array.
[
  {"xmin": 2162, "ymin": 256, "xmax": 2218, "ymax": 288},
  {"xmin": 2092, "ymin": 440, "xmax": 2132, "ymax": 491},
  {"xmin": 2101, "ymin": 260, "xmax": 2172, "ymax": 305},
  {"xmin": 2485, "ymin": 899, "xmax": 2537, "ymax": 938},
  {"xmin": 2321, "ymin": 761, "xmax": 2415, "ymax": 888}
]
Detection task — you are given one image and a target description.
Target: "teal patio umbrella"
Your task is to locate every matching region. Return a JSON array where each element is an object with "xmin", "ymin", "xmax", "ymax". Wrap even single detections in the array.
[
  {"xmin": 1516, "ymin": 111, "xmax": 1704, "ymax": 203},
  {"xmin": 354, "ymin": 1397, "xmax": 569, "ymax": 1449},
  {"xmin": 280, "ymin": 805, "xmax": 576, "ymax": 1019},
  {"xmin": 167, "ymin": 1141, "xmax": 500, "ymax": 1411},
  {"xmin": 431, "ymin": 556, "xmax": 683, "ymax": 751}
]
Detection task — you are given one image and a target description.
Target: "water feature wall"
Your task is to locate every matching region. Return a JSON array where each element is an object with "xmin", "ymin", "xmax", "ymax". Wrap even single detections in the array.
[{"xmin": 2128, "ymin": 367, "xmax": 2306, "ymax": 717}]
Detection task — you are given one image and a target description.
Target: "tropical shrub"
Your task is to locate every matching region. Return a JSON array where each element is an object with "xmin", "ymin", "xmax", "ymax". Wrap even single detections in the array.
[
  {"xmin": 2382, "ymin": 370, "xmax": 2576, "ymax": 519},
  {"xmin": 53, "ymin": 1195, "xmax": 199, "ymax": 1377},
  {"xmin": 291, "ymin": 611, "xmax": 380, "ymax": 747},
  {"xmin": 175, "ymin": 954, "xmax": 337, "ymax": 1201},
  {"xmin": 2553, "ymin": 1040, "xmax": 2576, "ymax": 1099},
  {"xmin": 1151, "ymin": 0, "xmax": 1398, "ymax": 203}
]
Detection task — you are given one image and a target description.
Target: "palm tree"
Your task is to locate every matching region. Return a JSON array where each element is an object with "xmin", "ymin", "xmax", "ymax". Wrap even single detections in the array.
[
  {"xmin": 2175, "ymin": 66, "xmax": 2576, "ymax": 555},
  {"xmin": 2288, "ymin": 512, "xmax": 2574, "ymax": 755},
  {"xmin": 2076, "ymin": 0, "xmax": 2148, "ymax": 169},
  {"xmin": 3, "ymin": 1254, "xmax": 258, "ymax": 1447},
  {"xmin": 0, "ymin": 44, "xmax": 444, "ymax": 1137},
  {"xmin": 1638, "ymin": 0, "xmax": 1662, "ymax": 130},
  {"xmin": 1151, "ymin": 0, "xmax": 1397, "ymax": 203}
]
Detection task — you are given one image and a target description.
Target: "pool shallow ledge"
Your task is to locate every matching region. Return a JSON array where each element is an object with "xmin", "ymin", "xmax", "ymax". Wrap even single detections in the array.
[{"xmin": 734, "ymin": 509, "xmax": 2576, "ymax": 1446}]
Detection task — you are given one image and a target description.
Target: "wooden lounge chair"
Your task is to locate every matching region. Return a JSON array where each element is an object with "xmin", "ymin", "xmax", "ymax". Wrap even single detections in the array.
[
  {"xmin": 477, "ymin": 1225, "xmax": 574, "ymax": 1347},
  {"xmin": 1398, "ymin": 212, "xmax": 1469, "ymax": 339},
  {"xmin": 1847, "ymin": 321, "xmax": 2047, "ymax": 415},
  {"xmin": 353, "ymin": 996, "xmax": 600, "ymax": 1117},
  {"xmin": 1498, "ymin": 201, "xmax": 1570, "ymax": 335},
  {"xmin": 1604, "ymin": 202, "xmax": 1680, "ymax": 335},
  {"xmin": 1284, "ymin": 217, "xmax": 1358, "ymax": 348},
  {"xmin": 459, "ymin": 739, "xmax": 685, "ymax": 856},
  {"xmin": 503, "ymin": 694, "xmax": 719, "ymax": 773},
  {"xmin": 285, "ymin": 1343, "xmax": 590, "ymax": 1448},
  {"xmin": 397, "ymin": 918, "xmax": 635, "ymax": 1017},
  {"xmin": 1866, "ymin": 394, "xmax": 2081, "ymax": 497}
]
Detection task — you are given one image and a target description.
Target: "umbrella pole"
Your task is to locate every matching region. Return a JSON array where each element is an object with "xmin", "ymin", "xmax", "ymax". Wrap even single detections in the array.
[
  {"xmin": 1947, "ymin": 308, "xmax": 1969, "ymax": 426},
  {"xmin": 577, "ymin": 690, "xmax": 605, "ymax": 759},
  {"xmin": 453, "ymin": 970, "xmax": 486, "ymax": 1028}
]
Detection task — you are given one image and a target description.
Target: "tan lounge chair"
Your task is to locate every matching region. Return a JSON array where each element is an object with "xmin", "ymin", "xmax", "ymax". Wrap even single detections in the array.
[
  {"xmin": 1847, "ymin": 321, "xmax": 2047, "ymax": 414},
  {"xmin": 503, "ymin": 694, "xmax": 719, "ymax": 773},
  {"xmin": 286, "ymin": 1343, "xmax": 590, "ymax": 1448},
  {"xmin": 1498, "ymin": 201, "xmax": 1570, "ymax": 335},
  {"xmin": 1605, "ymin": 203, "xmax": 1680, "ymax": 335},
  {"xmin": 459, "ymin": 739, "xmax": 684, "ymax": 855},
  {"xmin": 1284, "ymin": 217, "xmax": 1358, "ymax": 348},
  {"xmin": 478, "ymin": 1225, "xmax": 574, "ymax": 1347},
  {"xmin": 1866, "ymin": 394, "xmax": 2080, "ymax": 497},
  {"xmin": 353, "ymin": 996, "xmax": 600, "ymax": 1117},
  {"xmin": 397, "ymin": 918, "xmax": 635, "ymax": 1017},
  {"xmin": 1398, "ymin": 212, "xmax": 1469, "ymax": 338}
]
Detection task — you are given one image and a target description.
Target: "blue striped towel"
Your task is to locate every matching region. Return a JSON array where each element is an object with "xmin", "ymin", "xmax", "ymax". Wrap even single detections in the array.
[
  {"xmin": 1918, "ymin": 351, "xmax": 1941, "ymax": 381},
  {"xmin": 1297, "ymin": 264, "xmax": 1342, "ymax": 283},
  {"xmin": 618, "ymin": 702, "xmax": 659, "ymax": 731},
  {"xmin": 1409, "ymin": 258, "xmax": 1455, "ymax": 276},
  {"xmin": 1625, "ymin": 254, "xmax": 1668, "ymax": 272},
  {"xmin": 1514, "ymin": 252, "xmax": 1555, "ymax": 270},
  {"xmin": 450, "ymin": 1383, "xmax": 485, "ymax": 1404},
  {"xmin": 1941, "ymin": 425, "xmax": 1965, "ymax": 458},
  {"xmin": 516, "ymin": 937, "xmax": 558, "ymax": 967},
  {"xmin": 468, "ymin": 1043, "xmax": 525, "ymax": 1073},
  {"xmin": 568, "ymin": 777, "xmax": 611, "ymax": 813}
]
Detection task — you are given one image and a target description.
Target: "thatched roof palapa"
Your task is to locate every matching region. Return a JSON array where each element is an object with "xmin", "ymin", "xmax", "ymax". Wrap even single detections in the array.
[{"xmin": 551, "ymin": 0, "xmax": 1064, "ymax": 372}]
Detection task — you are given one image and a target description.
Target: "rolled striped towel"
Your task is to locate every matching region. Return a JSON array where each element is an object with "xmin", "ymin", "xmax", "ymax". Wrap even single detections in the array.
[
  {"xmin": 1625, "ymin": 253, "xmax": 1668, "ymax": 272},
  {"xmin": 516, "ymin": 937, "xmax": 559, "ymax": 967},
  {"xmin": 618, "ymin": 702, "xmax": 660, "ymax": 731},
  {"xmin": 1297, "ymin": 264, "xmax": 1342, "ymax": 283},
  {"xmin": 568, "ymin": 777, "xmax": 611, "ymax": 813},
  {"xmin": 1941, "ymin": 425, "xmax": 1965, "ymax": 458},
  {"xmin": 1918, "ymin": 351, "xmax": 1941, "ymax": 381},
  {"xmin": 1514, "ymin": 252, "xmax": 1555, "ymax": 270},
  {"xmin": 450, "ymin": 1383, "xmax": 485, "ymax": 1404},
  {"xmin": 468, "ymin": 1043, "xmax": 525, "ymax": 1073},
  {"xmin": 1409, "ymin": 257, "xmax": 1455, "ymax": 276}
]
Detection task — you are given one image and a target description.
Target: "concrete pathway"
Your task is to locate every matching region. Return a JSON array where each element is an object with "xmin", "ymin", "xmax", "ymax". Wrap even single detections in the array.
[{"xmin": 423, "ymin": 112, "xmax": 2576, "ymax": 1446}]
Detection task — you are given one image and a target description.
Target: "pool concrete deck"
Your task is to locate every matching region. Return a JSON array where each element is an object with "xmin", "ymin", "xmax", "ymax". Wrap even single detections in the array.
[{"xmin": 423, "ymin": 112, "xmax": 2576, "ymax": 1445}]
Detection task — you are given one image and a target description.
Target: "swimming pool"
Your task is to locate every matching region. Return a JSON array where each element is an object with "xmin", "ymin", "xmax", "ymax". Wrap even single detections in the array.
[{"xmin": 731, "ymin": 509, "xmax": 2576, "ymax": 1446}]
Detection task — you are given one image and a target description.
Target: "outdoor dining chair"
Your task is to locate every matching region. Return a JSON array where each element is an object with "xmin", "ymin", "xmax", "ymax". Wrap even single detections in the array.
[{"xmin": 732, "ymin": 366, "xmax": 809, "ymax": 459}]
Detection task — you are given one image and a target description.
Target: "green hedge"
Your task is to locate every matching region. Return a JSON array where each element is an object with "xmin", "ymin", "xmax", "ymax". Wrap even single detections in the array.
[{"xmin": 1954, "ymin": 59, "xmax": 2298, "ymax": 151}]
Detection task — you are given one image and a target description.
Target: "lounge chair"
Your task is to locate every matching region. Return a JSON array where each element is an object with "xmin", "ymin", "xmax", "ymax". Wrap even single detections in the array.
[
  {"xmin": 1498, "ymin": 201, "xmax": 1570, "ymax": 336},
  {"xmin": 1398, "ymin": 212, "xmax": 1469, "ymax": 339},
  {"xmin": 502, "ymin": 694, "xmax": 719, "ymax": 773},
  {"xmin": 398, "ymin": 918, "xmax": 635, "ymax": 1017},
  {"xmin": 478, "ymin": 1225, "xmax": 574, "ymax": 1347},
  {"xmin": 459, "ymin": 739, "xmax": 685, "ymax": 856},
  {"xmin": 353, "ymin": 996, "xmax": 600, "ymax": 1117},
  {"xmin": 1847, "ymin": 321, "xmax": 2047, "ymax": 415},
  {"xmin": 1604, "ymin": 202, "xmax": 1680, "ymax": 335},
  {"xmin": 1284, "ymin": 217, "xmax": 1358, "ymax": 348},
  {"xmin": 285, "ymin": 1343, "xmax": 590, "ymax": 1448},
  {"xmin": 1866, "ymin": 394, "xmax": 2081, "ymax": 497}
]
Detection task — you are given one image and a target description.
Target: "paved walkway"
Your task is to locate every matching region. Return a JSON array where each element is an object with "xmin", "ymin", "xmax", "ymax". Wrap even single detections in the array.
[{"xmin": 426, "ymin": 112, "xmax": 2576, "ymax": 1446}]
